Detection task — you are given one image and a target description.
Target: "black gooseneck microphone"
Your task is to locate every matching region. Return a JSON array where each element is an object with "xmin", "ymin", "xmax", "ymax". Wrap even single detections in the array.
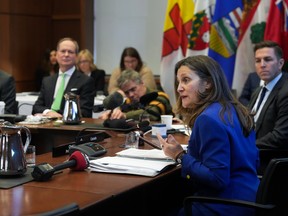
[
  {"xmin": 103, "ymin": 119, "xmax": 150, "ymax": 130},
  {"xmin": 103, "ymin": 92, "xmax": 158, "ymax": 129},
  {"xmin": 31, "ymin": 151, "xmax": 89, "ymax": 181},
  {"xmin": 139, "ymin": 92, "xmax": 161, "ymax": 121},
  {"xmin": 103, "ymin": 91, "xmax": 124, "ymax": 110},
  {"xmin": 102, "ymin": 91, "xmax": 125, "ymax": 121},
  {"xmin": 137, "ymin": 133, "xmax": 162, "ymax": 150},
  {"xmin": 139, "ymin": 92, "xmax": 158, "ymax": 106}
]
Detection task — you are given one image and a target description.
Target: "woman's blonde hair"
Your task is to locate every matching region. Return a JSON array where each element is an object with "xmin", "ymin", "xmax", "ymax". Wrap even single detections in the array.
[{"xmin": 77, "ymin": 49, "xmax": 97, "ymax": 71}]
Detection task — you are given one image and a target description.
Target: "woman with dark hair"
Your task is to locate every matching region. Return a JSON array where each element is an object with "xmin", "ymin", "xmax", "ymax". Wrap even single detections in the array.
[
  {"xmin": 157, "ymin": 55, "xmax": 260, "ymax": 216},
  {"xmin": 108, "ymin": 47, "xmax": 156, "ymax": 94},
  {"xmin": 35, "ymin": 49, "xmax": 59, "ymax": 91}
]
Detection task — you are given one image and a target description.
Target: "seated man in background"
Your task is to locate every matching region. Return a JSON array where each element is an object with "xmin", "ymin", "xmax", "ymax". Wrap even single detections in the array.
[
  {"xmin": 100, "ymin": 69, "xmax": 173, "ymax": 121},
  {"xmin": 32, "ymin": 37, "xmax": 95, "ymax": 118},
  {"xmin": 0, "ymin": 70, "xmax": 17, "ymax": 114},
  {"xmin": 238, "ymin": 72, "xmax": 261, "ymax": 106},
  {"xmin": 248, "ymin": 40, "xmax": 288, "ymax": 149},
  {"xmin": 248, "ymin": 41, "xmax": 288, "ymax": 175}
]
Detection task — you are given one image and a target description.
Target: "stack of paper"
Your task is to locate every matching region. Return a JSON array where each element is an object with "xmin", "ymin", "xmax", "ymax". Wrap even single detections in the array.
[
  {"xmin": 89, "ymin": 149, "xmax": 176, "ymax": 177},
  {"xmin": 116, "ymin": 148, "xmax": 172, "ymax": 160}
]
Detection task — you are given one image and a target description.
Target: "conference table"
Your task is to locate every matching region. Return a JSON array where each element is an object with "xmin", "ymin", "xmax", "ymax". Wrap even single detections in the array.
[
  {"xmin": 16, "ymin": 92, "xmax": 104, "ymax": 118},
  {"xmin": 0, "ymin": 118, "xmax": 191, "ymax": 215}
]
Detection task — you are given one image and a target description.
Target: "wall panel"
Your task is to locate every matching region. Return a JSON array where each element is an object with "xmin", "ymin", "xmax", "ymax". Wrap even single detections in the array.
[{"xmin": 0, "ymin": 0, "xmax": 93, "ymax": 92}]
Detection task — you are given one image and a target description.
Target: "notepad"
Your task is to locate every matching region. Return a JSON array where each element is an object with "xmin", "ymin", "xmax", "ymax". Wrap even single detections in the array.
[
  {"xmin": 89, "ymin": 149, "xmax": 176, "ymax": 177},
  {"xmin": 116, "ymin": 148, "xmax": 172, "ymax": 160}
]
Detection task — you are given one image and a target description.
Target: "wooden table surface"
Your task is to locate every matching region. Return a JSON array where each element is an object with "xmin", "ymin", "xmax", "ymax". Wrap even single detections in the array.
[{"xmin": 1, "ymin": 121, "xmax": 190, "ymax": 215}]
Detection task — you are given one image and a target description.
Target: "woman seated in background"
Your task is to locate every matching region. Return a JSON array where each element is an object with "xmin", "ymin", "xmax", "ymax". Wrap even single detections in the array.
[
  {"xmin": 108, "ymin": 47, "xmax": 157, "ymax": 95},
  {"xmin": 77, "ymin": 49, "xmax": 106, "ymax": 96},
  {"xmin": 35, "ymin": 48, "xmax": 59, "ymax": 91}
]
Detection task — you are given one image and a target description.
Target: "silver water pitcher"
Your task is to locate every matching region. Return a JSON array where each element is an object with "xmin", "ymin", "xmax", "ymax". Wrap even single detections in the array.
[
  {"xmin": 62, "ymin": 92, "xmax": 82, "ymax": 125},
  {"xmin": 0, "ymin": 121, "xmax": 31, "ymax": 176}
]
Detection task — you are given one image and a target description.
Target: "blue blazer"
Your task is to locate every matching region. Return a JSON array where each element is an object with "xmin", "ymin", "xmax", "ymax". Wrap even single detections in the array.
[{"xmin": 179, "ymin": 102, "xmax": 259, "ymax": 216}]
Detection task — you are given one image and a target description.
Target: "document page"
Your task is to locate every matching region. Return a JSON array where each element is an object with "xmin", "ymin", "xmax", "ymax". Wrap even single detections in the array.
[
  {"xmin": 115, "ymin": 148, "xmax": 173, "ymax": 160},
  {"xmin": 89, "ymin": 151, "xmax": 176, "ymax": 177}
]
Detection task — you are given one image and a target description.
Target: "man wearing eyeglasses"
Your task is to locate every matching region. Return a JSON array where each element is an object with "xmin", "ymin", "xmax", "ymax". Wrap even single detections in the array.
[
  {"xmin": 100, "ymin": 69, "xmax": 173, "ymax": 121},
  {"xmin": 32, "ymin": 37, "xmax": 95, "ymax": 118}
]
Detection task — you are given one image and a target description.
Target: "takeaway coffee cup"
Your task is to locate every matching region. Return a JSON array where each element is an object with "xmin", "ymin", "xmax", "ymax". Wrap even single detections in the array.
[{"xmin": 161, "ymin": 115, "xmax": 173, "ymax": 130}]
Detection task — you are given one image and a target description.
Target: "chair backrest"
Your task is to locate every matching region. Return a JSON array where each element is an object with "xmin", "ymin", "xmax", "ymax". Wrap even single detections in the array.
[
  {"xmin": 256, "ymin": 157, "xmax": 288, "ymax": 214},
  {"xmin": 31, "ymin": 203, "xmax": 80, "ymax": 216},
  {"xmin": 258, "ymin": 149, "xmax": 288, "ymax": 175}
]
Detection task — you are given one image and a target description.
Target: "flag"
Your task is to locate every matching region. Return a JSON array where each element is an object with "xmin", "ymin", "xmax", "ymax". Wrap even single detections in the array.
[
  {"xmin": 232, "ymin": 0, "xmax": 270, "ymax": 98},
  {"xmin": 185, "ymin": 1, "xmax": 212, "ymax": 57},
  {"xmin": 161, "ymin": 0, "xmax": 243, "ymax": 106},
  {"xmin": 207, "ymin": 0, "xmax": 243, "ymax": 86},
  {"xmin": 264, "ymin": 0, "xmax": 288, "ymax": 61},
  {"xmin": 160, "ymin": 0, "xmax": 195, "ymax": 107}
]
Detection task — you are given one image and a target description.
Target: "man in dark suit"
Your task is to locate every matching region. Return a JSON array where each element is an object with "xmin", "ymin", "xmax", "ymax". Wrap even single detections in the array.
[
  {"xmin": 238, "ymin": 72, "xmax": 261, "ymax": 106},
  {"xmin": 248, "ymin": 40, "xmax": 288, "ymax": 150},
  {"xmin": 0, "ymin": 70, "xmax": 17, "ymax": 114},
  {"xmin": 32, "ymin": 37, "xmax": 95, "ymax": 118}
]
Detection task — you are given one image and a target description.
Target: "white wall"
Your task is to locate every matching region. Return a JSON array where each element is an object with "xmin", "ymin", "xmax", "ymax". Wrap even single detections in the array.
[{"xmin": 94, "ymin": 0, "xmax": 167, "ymax": 75}]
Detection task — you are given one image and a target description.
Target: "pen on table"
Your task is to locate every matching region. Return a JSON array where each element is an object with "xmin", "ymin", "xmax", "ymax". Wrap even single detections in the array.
[{"xmin": 138, "ymin": 136, "xmax": 162, "ymax": 150}]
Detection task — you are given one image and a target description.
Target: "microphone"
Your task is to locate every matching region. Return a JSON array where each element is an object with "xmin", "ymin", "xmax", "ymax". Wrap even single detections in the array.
[
  {"xmin": 138, "ymin": 134, "xmax": 162, "ymax": 150},
  {"xmin": 139, "ymin": 92, "xmax": 158, "ymax": 107},
  {"xmin": 0, "ymin": 114, "xmax": 27, "ymax": 123},
  {"xmin": 103, "ymin": 119, "xmax": 150, "ymax": 131},
  {"xmin": 139, "ymin": 92, "xmax": 161, "ymax": 121},
  {"xmin": 31, "ymin": 151, "xmax": 89, "ymax": 181},
  {"xmin": 103, "ymin": 91, "xmax": 124, "ymax": 110}
]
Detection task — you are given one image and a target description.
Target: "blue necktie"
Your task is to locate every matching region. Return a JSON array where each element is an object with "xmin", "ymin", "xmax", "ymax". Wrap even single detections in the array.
[{"xmin": 256, "ymin": 86, "xmax": 267, "ymax": 111}]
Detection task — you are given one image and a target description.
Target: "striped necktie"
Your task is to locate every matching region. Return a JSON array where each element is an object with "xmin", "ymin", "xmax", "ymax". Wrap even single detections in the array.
[{"xmin": 51, "ymin": 73, "xmax": 66, "ymax": 111}]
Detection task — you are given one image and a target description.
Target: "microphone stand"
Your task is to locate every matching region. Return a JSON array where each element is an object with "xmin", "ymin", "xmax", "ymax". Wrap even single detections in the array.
[
  {"xmin": 139, "ymin": 102, "xmax": 161, "ymax": 122},
  {"xmin": 138, "ymin": 135, "xmax": 162, "ymax": 150}
]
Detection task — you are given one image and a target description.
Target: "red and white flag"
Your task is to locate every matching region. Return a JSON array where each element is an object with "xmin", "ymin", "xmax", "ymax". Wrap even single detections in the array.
[
  {"xmin": 160, "ymin": 0, "xmax": 213, "ymax": 106},
  {"xmin": 264, "ymin": 0, "xmax": 288, "ymax": 61},
  {"xmin": 232, "ymin": 0, "xmax": 270, "ymax": 97},
  {"xmin": 160, "ymin": 0, "xmax": 195, "ymax": 106}
]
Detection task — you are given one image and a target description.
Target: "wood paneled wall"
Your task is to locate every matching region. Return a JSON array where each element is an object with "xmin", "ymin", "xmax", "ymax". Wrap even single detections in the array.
[{"xmin": 0, "ymin": 0, "xmax": 93, "ymax": 92}]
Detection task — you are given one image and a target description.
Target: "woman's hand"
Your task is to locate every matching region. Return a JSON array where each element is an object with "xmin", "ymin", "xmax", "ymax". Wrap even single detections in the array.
[{"xmin": 157, "ymin": 133, "xmax": 183, "ymax": 160}]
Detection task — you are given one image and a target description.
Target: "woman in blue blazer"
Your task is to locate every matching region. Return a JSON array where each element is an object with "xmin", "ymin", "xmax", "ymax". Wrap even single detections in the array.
[{"xmin": 158, "ymin": 55, "xmax": 259, "ymax": 216}]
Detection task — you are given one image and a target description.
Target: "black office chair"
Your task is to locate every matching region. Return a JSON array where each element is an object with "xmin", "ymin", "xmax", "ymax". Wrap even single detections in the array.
[
  {"xmin": 258, "ymin": 149, "xmax": 288, "ymax": 175},
  {"xmin": 183, "ymin": 158, "xmax": 288, "ymax": 216},
  {"xmin": 31, "ymin": 203, "xmax": 80, "ymax": 216}
]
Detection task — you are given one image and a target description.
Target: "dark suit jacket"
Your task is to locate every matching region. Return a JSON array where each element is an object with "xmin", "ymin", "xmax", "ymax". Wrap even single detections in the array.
[
  {"xmin": 0, "ymin": 70, "xmax": 17, "ymax": 114},
  {"xmin": 239, "ymin": 72, "xmax": 260, "ymax": 106},
  {"xmin": 32, "ymin": 69, "xmax": 95, "ymax": 117},
  {"xmin": 248, "ymin": 72, "xmax": 288, "ymax": 149},
  {"xmin": 90, "ymin": 69, "xmax": 106, "ymax": 95}
]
